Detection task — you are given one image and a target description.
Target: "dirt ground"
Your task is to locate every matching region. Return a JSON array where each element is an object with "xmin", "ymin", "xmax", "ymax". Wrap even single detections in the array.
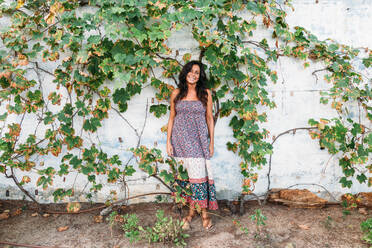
[{"xmin": 0, "ymin": 199, "xmax": 370, "ymax": 248}]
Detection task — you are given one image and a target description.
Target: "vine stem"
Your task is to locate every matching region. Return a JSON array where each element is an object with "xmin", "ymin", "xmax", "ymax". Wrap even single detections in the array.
[
  {"xmin": 286, "ymin": 183, "xmax": 339, "ymax": 202},
  {"xmin": 263, "ymin": 127, "xmax": 317, "ymax": 205},
  {"xmin": 7, "ymin": 167, "xmax": 40, "ymax": 206},
  {"xmin": 312, "ymin": 68, "xmax": 329, "ymax": 83},
  {"xmin": 111, "ymin": 106, "xmax": 139, "ymax": 137}
]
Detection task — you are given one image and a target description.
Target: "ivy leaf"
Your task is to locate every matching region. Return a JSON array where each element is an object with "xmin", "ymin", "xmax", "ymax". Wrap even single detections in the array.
[
  {"xmin": 246, "ymin": 2, "xmax": 265, "ymax": 14},
  {"xmin": 356, "ymin": 174, "xmax": 367, "ymax": 184},
  {"xmin": 362, "ymin": 56, "xmax": 372, "ymax": 68},
  {"xmin": 351, "ymin": 123, "xmax": 362, "ymax": 136},
  {"xmin": 87, "ymin": 35, "xmax": 101, "ymax": 45},
  {"xmin": 113, "ymin": 88, "xmax": 130, "ymax": 112},
  {"xmin": 58, "ymin": 164, "xmax": 69, "ymax": 176},
  {"xmin": 308, "ymin": 118, "xmax": 319, "ymax": 126},
  {"xmin": 124, "ymin": 165, "xmax": 136, "ymax": 176},
  {"xmin": 328, "ymin": 44, "xmax": 339, "ymax": 52},
  {"xmin": 0, "ymin": 112, "xmax": 7, "ymax": 121},
  {"xmin": 339, "ymin": 177, "xmax": 352, "ymax": 188},
  {"xmin": 150, "ymin": 104, "xmax": 168, "ymax": 118},
  {"xmin": 182, "ymin": 53, "xmax": 192, "ymax": 62},
  {"xmin": 83, "ymin": 118, "xmax": 102, "ymax": 132},
  {"xmin": 159, "ymin": 169, "xmax": 174, "ymax": 184},
  {"xmin": 70, "ymin": 156, "xmax": 82, "ymax": 169},
  {"xmin": 364, "ymin": 133, "xmax": 372, "ymax": 146}
]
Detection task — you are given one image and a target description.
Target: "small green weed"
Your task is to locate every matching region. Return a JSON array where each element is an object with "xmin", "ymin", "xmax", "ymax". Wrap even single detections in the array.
[
  {"xmin": 341, "ymin": 200, "xmax": 352, "ymax": 220},
  {"xmin": 107, "ymin": 210, "xmax": 189, "ymax": 247},
  {"xmin": 250, "ymin": 209, "xmax": 267, "ymax": 239},
  {"xmin": 232, "ymin": 219, "xmax": 250, "ymax": 235},
  {"xmin": 142, "ymin": 210, "xmax": 189, "ymax": 247},
  {"xmin": 360, "ymin": 218, "xmax": 372, "ymax": 246},
  {"xmin": 322, "ymin": 216, "xmax": 334, "ymax": 230},
  {"xmin": 122, "ymin": 213, "xmax": 141, "ymax": 243}
]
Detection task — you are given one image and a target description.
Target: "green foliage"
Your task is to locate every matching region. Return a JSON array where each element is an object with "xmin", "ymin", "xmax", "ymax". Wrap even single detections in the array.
[
  {"xmin": 107, "ymin": 210, "xmax": 188, "ymax": 247},
  {"xmin": 131, "ymin": 146, "xmax": 190, "ymax": 204},
  {"xmin": 250, "ymin": 209, "xmax": 267, "ymax": 229},
  {"xmin": 122, "ymin": 213, "xmax": 141, "ymax": 243},
  {"xmin": 232, "ymin": 218, "xmax": 250, "ymax": 236},
  {"xmin": 250, "ymin": 209, "xmax": 267, "ymax": 239},
  {"xmin": 361, "ymin": 218, "xmax": 372, "ymax": 246},
  {"xmin": 321, "ymin": 216, "xmax": 334, "ymax": 230},
  {"xmin": 308, "ymin": 118, "xmax": 371, "ymax": 188},
  {"xmin": 142, "ymin": 210, "xmax": 189, "ymax": 247}
]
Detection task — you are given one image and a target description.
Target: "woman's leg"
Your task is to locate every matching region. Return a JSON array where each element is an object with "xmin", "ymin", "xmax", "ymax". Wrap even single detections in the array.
[
  {"xmin": 201, "ymin": 208, "xmax": 213, "ymax": 230},
  {"xmin": 182, "ymin": 204, "xmax": 196, "ymax": 230}
]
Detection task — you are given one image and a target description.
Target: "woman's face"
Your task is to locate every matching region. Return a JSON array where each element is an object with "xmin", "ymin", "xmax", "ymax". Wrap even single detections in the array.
[{"xmin": 186, "ymin": 64, "xmax": 200, "ymax": 85}]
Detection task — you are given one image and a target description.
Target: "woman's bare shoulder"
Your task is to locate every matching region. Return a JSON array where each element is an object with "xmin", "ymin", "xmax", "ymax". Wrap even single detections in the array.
[
  {"xmin": 206, "ymin": 89, "xmax": 212, "ymax": 97},
  {"xmin": 171, "ymin": 88, "xmax": 180, "ymax": 98}
]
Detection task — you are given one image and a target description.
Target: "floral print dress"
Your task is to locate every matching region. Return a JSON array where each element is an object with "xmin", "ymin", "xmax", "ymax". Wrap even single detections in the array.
[{"xmin": 171, "ymin": 100, "xmax": 218, "ymax": 210}]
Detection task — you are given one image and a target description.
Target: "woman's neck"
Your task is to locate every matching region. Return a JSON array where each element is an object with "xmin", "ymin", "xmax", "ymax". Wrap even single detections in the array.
[{"xmin": 187, "ymin": 82, "xmax": 197, "ymax": 90}]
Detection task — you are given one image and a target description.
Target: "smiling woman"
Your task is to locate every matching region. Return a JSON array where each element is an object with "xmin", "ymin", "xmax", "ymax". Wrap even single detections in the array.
[{"xmin": 166, "ymin": 61, "xmax": 217, "ymax": 230}]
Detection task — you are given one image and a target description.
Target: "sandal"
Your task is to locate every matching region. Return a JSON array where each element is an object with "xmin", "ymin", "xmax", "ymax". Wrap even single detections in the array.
[{"xmin": 202, "ymin": 215, "xmax": 214, "ymax": 230}]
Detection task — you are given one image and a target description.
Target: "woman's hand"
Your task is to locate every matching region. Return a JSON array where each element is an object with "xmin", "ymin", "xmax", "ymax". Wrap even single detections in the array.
[
  {"xmin": 209, "ymin": 143, "xmax": 214, "ymax": 157},
  {"xmin": 167, "ymin": 142, "xmax": 174, "ymax": 157}
]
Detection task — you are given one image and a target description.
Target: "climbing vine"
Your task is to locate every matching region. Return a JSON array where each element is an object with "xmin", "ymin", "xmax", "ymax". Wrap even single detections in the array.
[{"xmin": 0, "ymin": 0, "xmax": 370, "ymax": 207}]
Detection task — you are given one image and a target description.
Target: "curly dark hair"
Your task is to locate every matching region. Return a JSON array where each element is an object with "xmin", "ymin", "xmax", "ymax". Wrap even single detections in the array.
[{"xmin": 174, "ymin": 60, "xmax": 208, "ymax": 107}]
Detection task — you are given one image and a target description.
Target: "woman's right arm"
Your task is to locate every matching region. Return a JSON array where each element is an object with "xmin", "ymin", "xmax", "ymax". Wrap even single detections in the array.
[{"xmin": 166, "ymin": 89, "xmax": 179, "ymax": 156}]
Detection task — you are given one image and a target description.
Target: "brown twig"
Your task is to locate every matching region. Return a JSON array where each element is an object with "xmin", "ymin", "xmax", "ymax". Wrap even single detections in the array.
[
  {"xmin": 0, "ymin": 241, "xmax": 56, "ymax": 248},
  {"xmin": 286, "ymin": 183, "xmax": 339, "ymax": 202},
  {"xmin": 8, "ymin": 167, "xmax": 40, "ymax": 206},
  {"xmin": 239, "ymin": 192, "xmax": 262, "ymax": 215},
  {"xmin": 155, "ymin": 53, "xmax": 183, "ymax": 67},
  {"xmin": 312, "ymin": 68, "xmax": 329, "ymax": 83},
  {"xmin": 241, "ymin": 40, "xmax": 284, "ymax": 57},
  {"xmin": 111, "ymin": 106, "xmax": 139, "ymax": 137}
]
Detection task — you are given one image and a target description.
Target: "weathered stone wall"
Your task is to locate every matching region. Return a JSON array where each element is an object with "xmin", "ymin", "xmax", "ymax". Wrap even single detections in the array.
[{"xmin": 1, "ymin": 0, "xmax": 371, "ymax": 203}]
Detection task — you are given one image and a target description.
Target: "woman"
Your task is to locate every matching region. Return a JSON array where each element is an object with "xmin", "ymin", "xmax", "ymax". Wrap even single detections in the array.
[{"xmin": 166, "ymin": 60, "xmax": 218, "ymax": 230}]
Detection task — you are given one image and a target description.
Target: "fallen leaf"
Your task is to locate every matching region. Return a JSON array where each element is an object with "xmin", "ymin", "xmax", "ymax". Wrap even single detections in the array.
[
  {"xmin": 66, "ymin": 202, "xmax": 81, "ymax": 213},
  {"xmin": 31, "ymin": 212, "xmax": 38, "ymax": 217},
  {"xmin": 93, "ymin": 215, "xmax": 103, "ymax": 223},
  {"xmin": 11, "ymin": 208, "xmax": 22, "ymax": 217},
  {"xmin": 0, "ymin": 212, "xmax": 9, "ymax": 220},
  {"xmin": 298, "ymin": 224, "xmax": 310, "ymax": 230},
  {"xmin": 359, "ymin": 208, "xmax": 368, "ymax": 215},
  {"xmin": 57, "ymin": 226, "xmax": 69, "ymax": 232}
]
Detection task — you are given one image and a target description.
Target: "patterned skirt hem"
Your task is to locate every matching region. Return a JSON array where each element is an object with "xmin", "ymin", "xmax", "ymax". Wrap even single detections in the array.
[{"xmin": 184, "ymin": 195, "xmax": 219, "ymax": 210}]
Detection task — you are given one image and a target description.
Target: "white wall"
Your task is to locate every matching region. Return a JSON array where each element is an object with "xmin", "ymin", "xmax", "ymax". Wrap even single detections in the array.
[{"xmin": 0, "ymin": 0, "xmax": 371, "ymax": 203}]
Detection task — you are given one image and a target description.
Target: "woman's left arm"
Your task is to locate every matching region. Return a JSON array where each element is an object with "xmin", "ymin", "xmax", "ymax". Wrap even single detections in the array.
[{"xmin": 206, "ymin": 89, "xmax": 214, "ymax": 157}]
